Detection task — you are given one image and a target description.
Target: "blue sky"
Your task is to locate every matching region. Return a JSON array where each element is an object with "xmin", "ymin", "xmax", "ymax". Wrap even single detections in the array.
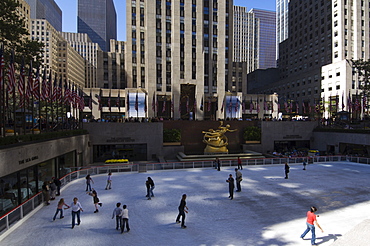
[{"xmin": 55, "ymin": 0, "xmax": 275, "ymax": 41}]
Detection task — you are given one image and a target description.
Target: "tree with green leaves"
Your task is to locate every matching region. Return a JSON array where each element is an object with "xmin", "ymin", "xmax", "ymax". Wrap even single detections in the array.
[{"xmin": 0, "ymin": 0, "xmax": 44, "ymax": 66}]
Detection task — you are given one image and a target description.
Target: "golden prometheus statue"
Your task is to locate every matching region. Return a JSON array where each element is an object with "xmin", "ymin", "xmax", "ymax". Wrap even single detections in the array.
[{"xmin": 202, "ymin": 121, "xmax": 237, "ymax": 153}]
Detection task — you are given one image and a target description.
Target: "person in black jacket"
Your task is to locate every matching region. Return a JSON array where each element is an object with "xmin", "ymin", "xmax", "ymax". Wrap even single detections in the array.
[
  {"xmin": 176, "ymin": 194, "xmax": 188, "ymax": 228},
  {"xmin": 145, "ymin": 177, "xmax": 155, "ymax": 200},
  {"xmin": 284, "ymin": 163, "xmax": 290, "ymax": 179},
  {"xmin": 53, "ymin": 177, "xmax": 61, "ymax": 196},
  {"xmin": 226, "ymin": 174, "xmax": 235, "ymax": 200}
]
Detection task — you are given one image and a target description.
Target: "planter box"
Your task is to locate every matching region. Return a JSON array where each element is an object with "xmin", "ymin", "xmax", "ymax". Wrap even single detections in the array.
[
  {"xmin": 163, "ymin": 142, "xmax": 181, "ymax": 146},
  {"xmin": 245, "ymin": 140, "xmax": 261, "ymax": 144}
]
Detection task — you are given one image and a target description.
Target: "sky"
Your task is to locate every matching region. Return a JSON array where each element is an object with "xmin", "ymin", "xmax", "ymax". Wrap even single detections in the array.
[{"xmin": 54, "ymin": 0, "xmax": 276, "ymax": 41}]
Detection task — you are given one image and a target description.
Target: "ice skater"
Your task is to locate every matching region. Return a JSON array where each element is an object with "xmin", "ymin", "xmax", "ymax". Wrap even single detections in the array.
[
  {"xmin": 237, "ymin": 157, "xmax": 243, "ymax": 170},
  {"xmin": 145, "ymin": 177, "xmax": 155, "ymax": 200},
  {"xmin": 53, "ymin": 198, "xmax": 70, "ymax": 221},
  {"xmin": 176, "ymin": 194, "xmax": 188, "ymax": 228},
  {"xmin": 226, "ymin": 174, "xmax": 235, "ymax": 199},
  {"xmin": 112, "ymin": 202, "xmax": 123, "ymax": 230},
  {"xmin": 105, "ymin": 172, "xmax": 112, "ymax": 190},
  {"xmin": 284, "ymin": 163, "xmax": 290, "ymax": 179},
  {"xmin": 235, "ymin": 168, "xmax": 242, "ymax": 192},
  {"xmin": 300, "ymin": 206, "xmax": 324, "ymax": 245},
  {"xmin": 85, "ymin": 174, "xmax": 94, "ymax": 191},
  {"xmin": 69, "ymin": 197, "xmax": 83, "ymax": 229},
  {"xmin": 303, "ymin": 161, "xmax": 307, "ymax": 170},
  {"xmin": 120, "ymin": 205, "xmax": 130, "ymax": 233},
  {"xmin": 87, "ymin": 188, "xmax": 102, "ymax": 213}
]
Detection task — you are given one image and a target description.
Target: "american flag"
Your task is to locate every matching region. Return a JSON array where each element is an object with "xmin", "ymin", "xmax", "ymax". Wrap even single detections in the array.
[
  {"xmin": 342, "ymin": 91, "xmax": 345, "ymax": 111},
  {"xmin": 116, "ymin": 91, "xmax": 120, "ymax": 111},
  {"xmin": 26, "ymin": 62, "xmax": 33, "ymax": 101},
  {"xmin": 72, "ymin": 84, "xmax": 78, "ymax": 108},
  {"xmin": 162, "ymin": 96, "xmax": 166, "ymax": 113},
  {"xmin": 33, "ymin": 69, "xmax": 40, "ymax": 100},
  {"xmin": 171, "ymin": 97, "xmax": 174, "ymax": 113},
  {"xmin": 151, "ymin": 93, "xmax": 155, "ymax": 112},
  {"xmin": 207, "ymin": 97, "xmax": 211, "ymax": 112},
  {"xmin": 89, "ymin": 91, "xmax": 93, "ymax": 110},
  {"xmin": 125, "ymin": 92, "xmax": 128, "ymax": 113},
  {"xmin": 78, "ymin": 88, "xmax": 85, "ymax": 111},
  {"xmin": 108, "ymin": 90, "xmax": 111, "ymax": 111},
  {"xmin": 46, "ymin": 70, "xmax": 52, "ymax": 101},
  {"xmin": 52, "ymin": 74, "xmax": 58, "ymax": 102},
  {"xmin": 98, "ymin": 90, "xmax": 102, "ymax": 111},
  {"xmin": 249, "ymin": 98, "xmax": 254, "ymax": 113},
  {"xmin": 0, "ymin": 47, "xmax": 4, "ymax": 89},
  {"xmin": 235, "ymin": 98, "xmax": 239, "ymax": 112},
  {"xmin": 18, "ymin": 61, "xmax": 25, "ymax": 108},
  {"xmin": 7, "ymin": 52, "xmax": 16, "ymax": 94},
  {"xmin": 57, "ymin": 77, "xmax": 62, "ymax": 101},
  {"xmin": 63, "ymin": 81, "xmax": 70, "ymax": 105},
  {"xmin": 363, "ymin": 96, "xmax": 367, "ymax": 113},
  {"xmin": 40, "ymin": 68, "xmax": 47, "ymax": 101},
  {"xmin": 228, "ymin": 96, "xmax": 232, "ymax": 113},
  {"xmin": 347, "ymin": 91, "xmax": 352, "ymax": 111},
  {"xmin": 193, "ymin": 97, "xmax": 196, "ymax": 112},
  {"xmin": 144, "ymin": 94, "xmax": 147, "ymax": 113}
]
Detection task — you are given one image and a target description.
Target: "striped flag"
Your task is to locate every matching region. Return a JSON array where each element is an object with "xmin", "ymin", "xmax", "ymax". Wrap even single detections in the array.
[
  {"xmin": 57, "ymin": 76, "xmax": 62, "ymax": 101},
  {"xmin": 46, "ymin": 70, "xmax": 52, "ymax": 101},
  {"xmin": 116, "ymin": 91, "xmax": 120, "ymax": 111},
  {"xmin": 162, "ymin": 96, "xmax": 166, "ymax": 113},
  {"xmin": 63, "ymin": 81, "xmax": 70, "ymax": 104},
  {"xmin": 40, "ymin": 68, "xmax": 47, "ymax": 101},
  {"xmin": 33, "ymin": 69, "xmax": 40, "ymax": 100},
  {"xmin": 207, "ymin": 97, "xmax": 211, "ymax": 112},
  {"xmin": 18, "ymin": 60, "xmax": 25, "ymax": 108},
  {"xmin": 26, "ymin": 62, "xmax": 33, "ymax": 101},
  {"xmin": 52, "ymin": 74, "xmax": 58, "ymax": 102},
  {"xmin": 7, "ymin": 51, "xmax": 16, "ymax": 94},
  {"xmin": 0, "ymin": 47, "xmax": 5, "ymax": 89},
  {"xmin": 78, "ymin": 88, "xmax": 85, "ymax": 110}
]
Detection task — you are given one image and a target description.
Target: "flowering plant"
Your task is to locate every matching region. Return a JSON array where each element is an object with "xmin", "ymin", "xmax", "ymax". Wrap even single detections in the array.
[{"xmin": 105, "ymin": 159, "xmax": 129, "ymax": 164}]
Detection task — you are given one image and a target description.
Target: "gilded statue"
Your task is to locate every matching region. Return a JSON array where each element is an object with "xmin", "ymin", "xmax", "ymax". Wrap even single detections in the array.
[{"xmin": 202, "ymin": 121, "xmax": 237, "ymax": 153}]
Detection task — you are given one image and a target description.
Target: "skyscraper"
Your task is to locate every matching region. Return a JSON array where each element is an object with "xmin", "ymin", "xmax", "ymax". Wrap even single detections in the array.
[
  {"xmin": 25, "ymin": 0, "xmax": 62, "ymax": 32},
  {"xmin": 125, "ymin": 0, "xmax": 233, "ymax": 120},
  {"xmin": 276, "ymin": 0, "xmax": 289, "ymax": 59},
  {"xmin": 249, "ymin": 8, "xmax": 277, "ymax": 69},
  {"xmin": 77, "ymin": 0, "xmax": 117, "ymax": 52},
  {"xmin": 233, "ymin": 6, "xmax": 259, "ymax": 74}
]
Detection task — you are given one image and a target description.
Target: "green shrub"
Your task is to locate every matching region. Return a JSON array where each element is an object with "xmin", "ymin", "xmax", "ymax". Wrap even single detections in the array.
[
  {"xmin": 163, "ymin": 128, "xmax": 181, "ymax": 142},
  {"xmin": 243, "ymin": 126, "xmax": 261, "ymax": 141}
]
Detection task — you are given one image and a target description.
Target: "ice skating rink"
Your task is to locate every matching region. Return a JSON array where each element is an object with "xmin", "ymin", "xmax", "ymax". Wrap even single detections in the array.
[{"xmin": 1, "ymin": 162, "xmax": 370, "ymax": 246}]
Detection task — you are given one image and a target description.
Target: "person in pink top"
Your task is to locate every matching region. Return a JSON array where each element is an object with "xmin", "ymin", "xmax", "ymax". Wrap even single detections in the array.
[
  {"xmin": 300, "ymin": 206, "xmax": 324, "ymax": 245},
  {"xmin": 53, "ymin": 198, "xmax": 70, "ymax": 221}
]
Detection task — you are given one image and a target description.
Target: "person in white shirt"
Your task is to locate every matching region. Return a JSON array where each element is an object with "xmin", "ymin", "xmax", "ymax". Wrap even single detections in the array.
[
  {"xmin": 69, "ymin": 197, "xmax": 83, "ymax": 229},
  {"xmin": 120, "ymin": 205, "xmax": 130, "ymax": 233},
  {"xmin": 105, "ymin": 172, "xmax": 112, "ymax": 190}
]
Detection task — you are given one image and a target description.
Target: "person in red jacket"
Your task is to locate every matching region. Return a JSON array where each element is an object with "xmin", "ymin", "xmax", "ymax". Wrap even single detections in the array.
[{"xmin": 300, "ymin": 206, "xmax": 324, "ymax": 245}]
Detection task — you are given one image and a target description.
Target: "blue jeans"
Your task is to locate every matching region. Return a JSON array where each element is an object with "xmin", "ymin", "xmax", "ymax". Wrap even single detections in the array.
[
  {"xmin": 115, "ymin": 216, "xmax": 122, "ymax": 229},
  {"xmin": 301, "ymin": 222, "xmax": 316, "ymax": 245},
  {"xmin": 86, "ymin": 183, "xmax": 91, "ymax": 191},
  {"xmin": 53, "ymin": 208, "xmax": 63, "ymax": 220},
  {"xmin": 72, "ymin": 210, "xmax": 81, "ymax": 227}
]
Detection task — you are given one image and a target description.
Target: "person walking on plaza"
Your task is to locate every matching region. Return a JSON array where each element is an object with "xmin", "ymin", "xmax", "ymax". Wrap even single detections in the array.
[
  {"xmin": 53, "ymin": 198, "xmax": 70, "ymax": 221},
  {"xmin": 53, "ymin": 177, "xmax": 61, "ymax": 196},
  {"xmin": 42, "ymin": 181, "xmax": 51, "ymax": 205},
  {"xmin": 235, "ymin": 168, "xmax": 242, "ymax": 192},
  {"xmin": 112, "ymin": 202, "xmax": 123, "ymax": 230},
  {"xmin": 87, "ymin": 188, "xmax": 102, "ymax": 213},
  {"xmin": 85, "ymin": 174, "xmax": 94, "ymax": 191},
  {"xmin": 226, "ymin": 174, "xmax": 235, "ymax": 199},
  {"xmin": 49, "ymin": 179, "xmax": 57, "ymax": 200},
  {"xmin": 300, "ymin": 206, "xmax": 324, "ymax": 245},
  {"xmin": 120, "ymin": 205, "xmax": 130, "ymax": 233},
  {"xmin": 145, "ymin": 177, "xmax": 155, "ymax": 200},
  {"xmin": 284, "ymin": 163, "xmax": 290, "ymax": 179},
  {"xmin": 176, "ymin": 194, "xmax": 188, "ymax": 228},
  {"xmin": 69, "ymin": 197, "xmax": 83, "ymax": 229},
  {"xmin": 105, "ymin": 172, "xmax": 112, "ymax": 190},
  {"xmin": 237, "ymin": 157, "xmax": 243, "ymax": 170}
]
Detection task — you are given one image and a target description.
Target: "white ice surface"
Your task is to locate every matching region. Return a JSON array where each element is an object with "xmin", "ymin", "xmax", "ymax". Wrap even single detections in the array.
[{"xmin": 1, "ymin": 162, "xmax": 370, "ymax": 246}]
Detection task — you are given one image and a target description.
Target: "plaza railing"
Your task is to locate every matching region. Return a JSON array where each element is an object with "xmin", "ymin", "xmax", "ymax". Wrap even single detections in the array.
[{"xmin": 1, "ymin": 155, "xmax": 369, "ymax": 237}]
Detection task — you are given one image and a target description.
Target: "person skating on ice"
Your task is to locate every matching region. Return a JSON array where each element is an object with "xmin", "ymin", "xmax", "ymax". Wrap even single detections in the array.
[
  {"xmin": 226, "ymin": 174, "xmax": 235, "ymax": 199},
  {"xmin": 235, "ymin": 168, "xmax": 242, "ymax": 192},
  {"xmin": 176, "ymin": 194, "xmax": 188, "ymax": 228},
  {"xmin": 112, "ymin": 202, "xmax": 123, "ymax": 230}
]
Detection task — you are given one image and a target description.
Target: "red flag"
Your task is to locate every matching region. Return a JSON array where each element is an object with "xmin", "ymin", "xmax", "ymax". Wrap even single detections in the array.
[
  {"xmin": 249, "ymin": 97, "xmax": 254, "ymax": 113},
  {"xmin": 57, "ymin": 77, "xmax": 62, "ymax": 101},
  {"xmin": 18, "ymin": 61, "xmax": 25, "ymax": 108},
  {"xmin": 26, "ymin": 63, "xmax": 33, "ymax": 101},
  {"xmin": 0, "ymin": 47, "xmax": 4, "ymax": 88},
  {"xmin": 33, "ymin": 69, "xmax": 40, "ymax": 100},
  {"xmin": 7, "ymin": 52, "xmax": 16, "ymax": 94},
  {"xmin": 116, "ymin": 91, "xmax": 120, "ymax": 111}
]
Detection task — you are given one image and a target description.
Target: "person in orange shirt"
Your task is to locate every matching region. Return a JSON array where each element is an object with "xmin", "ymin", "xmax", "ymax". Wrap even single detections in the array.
[{"xmin": 300, "ymin": 206, "xmax": 324, "ymax": 245}]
